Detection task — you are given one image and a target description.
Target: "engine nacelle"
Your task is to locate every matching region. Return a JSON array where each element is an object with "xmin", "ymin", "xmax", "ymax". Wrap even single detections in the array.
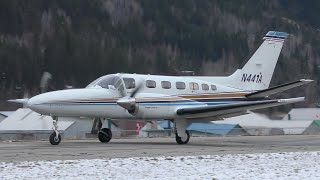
[{"xmin": 130, "ymin": 104, "xmax": 175, "ymax": 119}]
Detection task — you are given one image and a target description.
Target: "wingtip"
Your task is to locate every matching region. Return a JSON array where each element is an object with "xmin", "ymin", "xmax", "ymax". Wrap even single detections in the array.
[
  {"xmin": 278, "ymin": 97, "xmax": 305, "ymax": 104},
  {"xmin": 300, "ymin": 79, "xmax": 314, "ymax": 83}
]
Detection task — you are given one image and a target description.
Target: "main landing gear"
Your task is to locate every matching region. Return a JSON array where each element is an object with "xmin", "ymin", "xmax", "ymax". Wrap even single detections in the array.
[
  {"xmin": 98, "ymin": 128, "xmax": 112, "ymax": 143},
  {"xmin": 174, "ymin": 119, "xmax": 190, "ymax": 144},
  {"xmin": 49, "ymin": 116, "xmax": 61, "ymax": 145},
  {"xmin": 175, "ymin": 130, "xmax": 190, "ymax": 144}
]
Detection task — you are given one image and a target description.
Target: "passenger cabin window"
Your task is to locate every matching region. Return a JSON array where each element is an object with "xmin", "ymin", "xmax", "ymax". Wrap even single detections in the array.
[
  {"xmin": 211, "ymin": 85, "xmax": 217, "ymax": 90},
  {"xmin": 123, "ymin": 78, "xmax": 135, "ymax": 89},
  {"xmin": 189, "ymin": 82, "xmax": 199, "ymax": 90},
  {"xmin": 202, "ymin": 84, "xmax": 209, "ymax": 91},
  {"xmin": 161, "ymin": 81, "xmax": 171, "ymax": 89},
  {"xmin": 176, "ymin": 82, "xmax": 186, "ymax": 90},
  {"xmin": 146, "ymin": 80, "xmax": 156, "ymax": 88}
]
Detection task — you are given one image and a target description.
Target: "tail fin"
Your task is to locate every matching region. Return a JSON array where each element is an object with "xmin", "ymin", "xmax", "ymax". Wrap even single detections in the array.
[{"xmin": 226, "ymin": 31, "xmax": 288, "ymax": 91}]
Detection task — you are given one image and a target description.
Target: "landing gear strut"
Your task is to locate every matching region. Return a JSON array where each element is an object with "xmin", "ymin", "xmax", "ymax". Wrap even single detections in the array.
[
  {"xmin": 49, "ymin": 116, "xmax": 61, "ymax": 145},
  {"xmin": 175, "ymin": 130, "xmax": 190, "ymax": 144},
  {"xmin": 98, "ymin": 128, "xmax": 112, "ymax": 143},
  {"xmin": 174, "ymin": 119, "xmax": 190, "ymax": 144}
]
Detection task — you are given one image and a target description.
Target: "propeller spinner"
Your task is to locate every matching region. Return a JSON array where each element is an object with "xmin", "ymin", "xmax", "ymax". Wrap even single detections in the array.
[{"xmin": 116, "ymin": 80, "xmax": 143, "ymax": 114}]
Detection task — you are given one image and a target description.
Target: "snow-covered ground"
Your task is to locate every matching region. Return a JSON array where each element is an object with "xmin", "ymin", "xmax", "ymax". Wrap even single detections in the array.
[{"xmin": 1, "ymin": 151, "xmax": 320, "ymax": 180}]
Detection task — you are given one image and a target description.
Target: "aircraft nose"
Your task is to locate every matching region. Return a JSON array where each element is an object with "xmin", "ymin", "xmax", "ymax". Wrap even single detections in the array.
[
  {"xmin": 26, "ymin": 96, "xmax": 37, "ymax": 108},
  {"xmin": 26, "ymin": 94, "xmax": 50, "ymax": 114}
]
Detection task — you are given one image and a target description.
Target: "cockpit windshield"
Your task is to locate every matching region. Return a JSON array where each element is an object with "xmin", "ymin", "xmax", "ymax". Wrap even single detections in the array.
[{"xmin": 86, "ymin": 75, "xmax": 124, "ymax": 91}]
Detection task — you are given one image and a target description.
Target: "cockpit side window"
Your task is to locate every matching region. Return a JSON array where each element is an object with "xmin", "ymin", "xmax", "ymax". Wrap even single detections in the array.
[
  {"xmin": 114, "ymin": 77, "xmax": 124, "ymax": 91},
  {"xmin": 96, "ymin": 75, "xmax": 120, "ymax": 89},
  {"xmin": 123, "ymin": 78, "xmax": 135, "ymax": 89},
  {"xmin": 86, "ymin": 77, "xmax": 103, "ymax": 88}
]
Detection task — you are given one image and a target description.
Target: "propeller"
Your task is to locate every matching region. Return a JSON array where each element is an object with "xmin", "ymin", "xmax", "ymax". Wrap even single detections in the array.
[
  {"xmin": 116, "ymin": 80, "xmax": 143, "ymax": 114},
  {"xmin": 8, "ymin": 71, "xmax": 52, "ymax": 108}
]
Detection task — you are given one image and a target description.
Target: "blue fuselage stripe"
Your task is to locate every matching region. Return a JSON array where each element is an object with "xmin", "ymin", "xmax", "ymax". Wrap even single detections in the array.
[{"xmin": 43, "ymin": 98, "xmax": 251, "ymax": 106}]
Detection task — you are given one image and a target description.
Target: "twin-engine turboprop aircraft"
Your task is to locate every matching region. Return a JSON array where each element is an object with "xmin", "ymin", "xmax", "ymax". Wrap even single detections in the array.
[{"xmin": 9, "ymin": 31, "xmax": 312, "ymax": 145}]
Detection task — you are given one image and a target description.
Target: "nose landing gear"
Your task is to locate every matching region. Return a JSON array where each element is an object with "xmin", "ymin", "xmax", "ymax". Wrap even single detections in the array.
[{"xmin": 49, "ymin": 116, "xmax": 61, "ymax": 145}]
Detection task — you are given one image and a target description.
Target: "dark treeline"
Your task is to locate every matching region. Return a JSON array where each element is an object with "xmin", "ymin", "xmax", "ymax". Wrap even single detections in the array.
[{"xmin": 0, "ymin": 0, "xmax": 319, "ymax": 110}]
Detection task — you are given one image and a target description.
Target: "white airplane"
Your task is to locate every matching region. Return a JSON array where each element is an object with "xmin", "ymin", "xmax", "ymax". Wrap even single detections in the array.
[{"xmin": 9, "ymin": 31, "xmax": 312, "ymax": 145}]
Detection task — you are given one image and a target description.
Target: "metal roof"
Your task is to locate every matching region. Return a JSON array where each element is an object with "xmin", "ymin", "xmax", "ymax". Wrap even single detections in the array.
[
  {"xmin": 187, "ymin": 123, "xmax": 238, "ymax": 135},
  {"xmin": 215, "ymin": 112, "xmax": 313, "ymax": 134},
  {"xmin": 158, "ymin": 121, "xmax": 240, "ymax": 135},
  {"xmin": 0, "ymin": 111, "xmax": 14, "ymax": 117},
  {"xmin": 283, "ymin": 108, "xmax": 320, "ymax": 120},
  {"xmin": 0, "ymin": 108, "xmax": 74, "ymax": 131}
]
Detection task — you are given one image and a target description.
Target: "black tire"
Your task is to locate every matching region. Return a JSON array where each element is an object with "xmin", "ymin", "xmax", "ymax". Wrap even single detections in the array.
[
  {"xmin": 175, "ymin": 130, "xmax": 190, "ymax": 144},
  {"xmin": 49, "ymin": 132, "xmax": 61, "ymax": 145},
  {"xmin": 98, "ymin": 128, "xmax": 112, "ymax": 143}
]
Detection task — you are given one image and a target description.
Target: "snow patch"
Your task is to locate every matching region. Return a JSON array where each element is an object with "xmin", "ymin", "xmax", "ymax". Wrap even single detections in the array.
[{"xmin": 1, "ymin": 152, "xmax": 320, "ymax": 179}]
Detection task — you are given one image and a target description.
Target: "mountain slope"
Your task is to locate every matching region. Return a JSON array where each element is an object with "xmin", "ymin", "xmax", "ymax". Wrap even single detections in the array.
[{"xmin": 0, "ymin": 0, "xmax": 319, "ymax": 110}]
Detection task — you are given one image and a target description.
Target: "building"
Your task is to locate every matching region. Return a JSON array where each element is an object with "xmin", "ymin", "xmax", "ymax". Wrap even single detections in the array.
[
  {"xmin": 0, "ymin": 108, "xmax": 120, "ymax": 141},
  {"xmin": 141, "ymin": 120, "xmax": 249, "ymax": 137},
  {"xmin": 187, "ymin": 123, "xmax": 249, "ymax": 136},
  {"xmin": 303, "ymin": 120, "xmax": 320, "ymax": 135},
  {"xmin": 283, "ymin": 108, "xmax": 320, "ymax": 121},
  {"xmin": 0, "ymin": 111, "xmax": 13, "ymax": 123},
  {"xmin": 215, "ymin": 112, "xmax": 313, "ymax": 135}
]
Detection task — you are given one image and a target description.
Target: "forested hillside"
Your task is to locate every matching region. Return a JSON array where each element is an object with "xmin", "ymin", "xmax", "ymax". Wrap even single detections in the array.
[{"xmin": 1, "ymin": 0, "xmax": 319, "ymax": 110}]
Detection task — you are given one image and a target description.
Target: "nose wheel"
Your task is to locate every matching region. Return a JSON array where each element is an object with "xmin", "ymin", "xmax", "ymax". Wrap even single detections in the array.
[
  {"xmin": 98, "ymin": 128, "xmax": 112, "ymax": 143},
  {"xmin": 49, "ymin": 132, "xmax": 61, "ymax": 145},
  {"xmin": 49, "ymin": 116, "xmax": 61, "ymax": 145}
]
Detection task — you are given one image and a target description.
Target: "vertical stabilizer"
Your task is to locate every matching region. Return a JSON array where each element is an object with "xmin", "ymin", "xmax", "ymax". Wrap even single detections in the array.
[{"xmin": 226, "ymin": 31, "xmax": 288, "ymax": 91}]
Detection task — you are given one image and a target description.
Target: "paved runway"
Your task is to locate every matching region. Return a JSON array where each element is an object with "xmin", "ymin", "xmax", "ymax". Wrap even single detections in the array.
[{"xmin": 1, "ymin": 135, "xmax": 320, "ymax": 162}]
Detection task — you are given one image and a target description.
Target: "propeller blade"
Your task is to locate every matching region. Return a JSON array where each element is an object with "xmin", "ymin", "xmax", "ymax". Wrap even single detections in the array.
[
  {"xmin": 116, "ymin": 79, "xmax": 143, "ymax": 114},
  {"xmin": 119, "ymin": 87, "xmax": 127, "ymax": 97},
  {"xmin": 130, "ymin": 81, "xmax": 143, "ymax": 98}
]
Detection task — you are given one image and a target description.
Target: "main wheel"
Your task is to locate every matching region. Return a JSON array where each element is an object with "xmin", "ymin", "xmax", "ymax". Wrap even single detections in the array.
[
  {"xmin": 98, "ymin": 128, "xmax": 112, "ymax": 143},
  {"xmin": 175, "ymin": 130, "xmax": 190, "ymax": 144},
  {"xmin": 49, "ymin": 132, "xmax": 61, "ymax": 145}
]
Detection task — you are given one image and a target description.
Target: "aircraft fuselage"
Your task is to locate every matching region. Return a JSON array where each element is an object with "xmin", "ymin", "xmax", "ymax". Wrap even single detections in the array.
[{"xmin": 27, "ymin": 73, "xmax": 249, "ymax": 120}]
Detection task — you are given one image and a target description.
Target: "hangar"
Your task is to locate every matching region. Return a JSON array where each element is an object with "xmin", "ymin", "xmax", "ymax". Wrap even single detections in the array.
[
  {"xmin": 216, "ymin": 112, "xmax": 315, "ymax": 135},
  {"xmin": 140, "ymin": 121, "xmax": 249, "ymax": 137},
  {"xmin": 0, "ymin": 108, "xmax": 120, "ymax": 141},
  {"xmin": 187, "ymin": 123, "xmax": 249, "ymax": 136},
  {"xmin": 283, "ymin": 108, "xmax": 320, "ymax": 121},
  {"xmin": 0, "ymin": 111, "xmax": 12, "ymax": 123}
]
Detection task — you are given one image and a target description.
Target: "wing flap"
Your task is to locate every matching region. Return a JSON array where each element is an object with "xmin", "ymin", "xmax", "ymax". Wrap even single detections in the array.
[
  {"xmin": 246, "ymin": 79, "xmax": 313, "ymax": 98},
  {"xmin": 176, "ymin": 97, "xmax": 304, "ymax": 119}
]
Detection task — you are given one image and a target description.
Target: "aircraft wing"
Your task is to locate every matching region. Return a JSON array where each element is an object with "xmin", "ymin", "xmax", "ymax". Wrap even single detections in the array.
[
  {"xmin": 176, "ymin": 97, "xmax": 304, "ymax": 119},
  {"xmin": 245, "ymin": 79, "xmax": 313, "ymax": 98}
]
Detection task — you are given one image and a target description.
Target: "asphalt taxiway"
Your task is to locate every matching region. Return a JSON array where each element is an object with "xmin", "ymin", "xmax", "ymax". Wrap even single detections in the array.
[{"xmin": 1, "ymin": 135, "xmax": 320, "ymax": 162}]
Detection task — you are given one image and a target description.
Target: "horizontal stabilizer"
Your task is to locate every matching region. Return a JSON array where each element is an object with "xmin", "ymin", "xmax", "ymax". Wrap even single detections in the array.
[
  {"xmin": 176, "ymin": 97, "xmax": 304, "ymax": 119},
  {"xmin": 246, "ymin": 79, "xmax": 313, "ymax": 98}
]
